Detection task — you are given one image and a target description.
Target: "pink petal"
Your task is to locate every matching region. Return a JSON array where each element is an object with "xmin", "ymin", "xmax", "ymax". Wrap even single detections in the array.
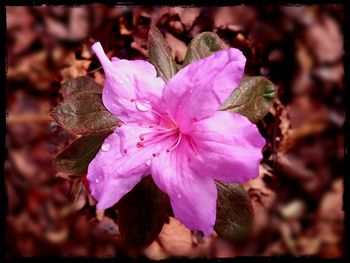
[
  {"xmin": 189, "ymin": 111, "xmax": 265, "ymax": 183},
  {"xmin": 151, "ymin": 139, "xmax": 217, "ymax": 236},
  {"xmin": 87, "ymin": 132, "xmax": 143, "ymax": 209},
  {"xmin": 163, "ymin": 48, "xmax": 246, "ymax": 133},
  {"xmin": 92, "ymin": 42, "xmax": 166, "ymax": 125},
  {"xmin": 87, "ymin": 124, "xmax": 172, "ymax": 210}
]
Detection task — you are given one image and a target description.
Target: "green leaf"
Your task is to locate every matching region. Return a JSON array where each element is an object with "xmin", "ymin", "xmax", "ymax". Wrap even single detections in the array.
[
  {"xmin": 60, "ymin": 76, "xmax": 102, "ymax": 99},
  {"xmin": 220, "ymin": 76, "xmax": 277, "ymax": 123},
  {"xmin": 215, "ymin": 182, "xmax": 253, "ymax": 244},
  {"xmin": 55, "ymin": 135, "xmax": 106, "ymax": 175},
  {"xmin": 52, "ymin": 92, "xmax": 118, "ymax": 135},
  {"xmin": 183, "ymin": 32, "xmax": 226, "ymax": 66},
  {"xmin": 117, "ymin": 176, "xmax": 170, "ymax": 248},
  {"xmin": 148, "ymin": 25, "xmax": 178, "ymax": 81}
]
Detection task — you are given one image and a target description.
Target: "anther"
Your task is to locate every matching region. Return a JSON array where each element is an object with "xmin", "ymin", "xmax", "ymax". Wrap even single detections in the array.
[
  {"xmin": 136, "ymin": 142, "xmax": 144, "ymax": 148},
  {"xmin": 152, "ymin": 153, "xmax": 157, "ymax": 157}
]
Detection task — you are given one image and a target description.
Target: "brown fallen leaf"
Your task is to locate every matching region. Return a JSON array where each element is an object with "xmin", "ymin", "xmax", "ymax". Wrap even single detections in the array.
[
  {"xmin": 45, "ymin": 7, "xmax": 90, "ymax": 42},
  {"xmin": 143, "ymin": 239, "xmax": 169, "ymax": 260},
  {"xmin": 212, "ymin": 7, "xmax": 256, "ymax": 30},
  {"xmin": 164, "ymin": 32, "xmax": 187, "ymax": 63},
  {"xmin": 303, "ymin": 14, "xmax": 343, "ymax": 64},
  {"xmin": 60, "ymin": 55, "xmax": 91, "ymax": 82},
  {"xmin": 173, "ymin": 7, "xmax": 201, "ymax": 31},
  {"xmin": 6, "ymin": 7, "xmax": 39, "ymax": 57},
  {"xmin": 157, "ymin": 217, "xmax": 195, "ymax": 257},
  {"xmin": 243, "ymin": 164, "xmax": 277, "ymax": 238}
]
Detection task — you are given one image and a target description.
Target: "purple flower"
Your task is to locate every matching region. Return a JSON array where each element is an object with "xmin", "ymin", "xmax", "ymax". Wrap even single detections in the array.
[{"xmin": 87, "ymin": 42, "xmax": 265, "ymax": 236}]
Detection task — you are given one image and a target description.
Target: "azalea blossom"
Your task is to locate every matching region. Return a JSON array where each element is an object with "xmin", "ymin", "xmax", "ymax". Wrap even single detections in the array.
[{"xmin": 87, "ymin": 42, "xmax": 265, "ymax": 236}]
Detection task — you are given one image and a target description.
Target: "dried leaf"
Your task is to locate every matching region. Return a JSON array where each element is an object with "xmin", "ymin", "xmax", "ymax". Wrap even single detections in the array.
[{"xmin": 157, "ymin": 217, "xmax": 194, "ymax": 257}]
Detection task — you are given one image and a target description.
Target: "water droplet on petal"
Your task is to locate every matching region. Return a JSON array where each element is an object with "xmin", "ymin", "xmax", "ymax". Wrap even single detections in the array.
[
  {"xmin": 95, "ymin": 178, "xmax": 100, "ymax": 183},
  {"xmin": 136, "ymin": 100, "xmax": 152, "ymax": 112},
  {"xmin": 101, "ymin": 143, "xmax": 110, "ymax": 152},
  {"xmin": 177, "ymin": 193, "xmax": 182, "ymax": 199},
  {"xmin": 118, "ymin": 79, "xmax": 124, "ymax": 84},
  {"xmin": 145, "ymin": 159, "xmax": 152, "ymax": 166}
]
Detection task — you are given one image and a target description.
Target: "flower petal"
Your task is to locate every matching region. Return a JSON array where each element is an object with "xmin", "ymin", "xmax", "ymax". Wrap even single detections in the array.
[
  {"xmin": 87, "ymin": 123, "xmax": 172, "ymax": 210},
  {"xmin": 87, "ymin": 132, "xmax": 143, "ymax": 209},
  {"xmin": 151, "ymin": 139, "xmax": 217, "ymax": 236},
  {"xmin": 92, "ymin": 42, "xmax": 166, "ymax": 125},
  {"xmin": 163, "ymin": 48, "xmax": 246, "ymax": 132},
  {"xmin": 190, "ymin": 111, "xmax": 265, "ymax": 183}
]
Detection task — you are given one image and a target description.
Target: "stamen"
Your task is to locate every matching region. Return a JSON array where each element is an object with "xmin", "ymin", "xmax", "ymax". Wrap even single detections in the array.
[
  {"xmin": 149, "ymin": 108, "xmax": 173, "ymax": 124},
  {"xmin": 189, "ymin": 138, "xmax": 199, "ymax": 155},
  {"xmin": 152, "ymin": 153, "xmax": 157, "ymax": 157},
  {"xmin": 141, "ymin": 129, "xmax": 177, "ymax": 146},
  {"xmin": 167, "ymin": 132, "xmax": 182, "ymax": 152}
]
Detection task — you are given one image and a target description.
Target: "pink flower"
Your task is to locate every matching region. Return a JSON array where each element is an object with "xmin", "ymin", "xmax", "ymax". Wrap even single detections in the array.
[{"xmin": 87, "ymin": 42, "xmax": 265, "ymax": 236}]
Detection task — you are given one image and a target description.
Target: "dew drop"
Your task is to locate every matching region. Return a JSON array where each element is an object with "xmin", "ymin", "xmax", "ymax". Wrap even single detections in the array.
[
  {"xmin": 135, "ymin": 100, "xmax": 152, "ymax": 112},
  {"xmin": 177, "ymin": 193, "xmax": 182, "ymax": 199},
  {"xmin": 145, "ymin": 159, "xmax": 152, "ymax": 166},
  {"xmin": 95, "ymin": 178, "xmax": 100, "ymax": 183},
  {"xmin": 101, "ymin": 143, "xmax": 110, "ymax": 152},
  {"xmin": 118, "ymin": 79, "xmax": 124, "ymax": 84}
]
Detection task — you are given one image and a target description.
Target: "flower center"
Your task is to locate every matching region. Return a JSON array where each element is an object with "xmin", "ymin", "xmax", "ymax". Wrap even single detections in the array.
[
  {"xmin": 135, "ymin": 126, "xmax": 182, "ymax": 153},
  {"xmin": 130, "ymin": 98, "xmax": 196, "ymax": 156}
]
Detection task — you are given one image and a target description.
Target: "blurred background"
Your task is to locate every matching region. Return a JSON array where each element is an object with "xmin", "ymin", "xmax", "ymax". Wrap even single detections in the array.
[{"xmin": 5, "ymin": 5, "xmax": 344, "ymax": 258}]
